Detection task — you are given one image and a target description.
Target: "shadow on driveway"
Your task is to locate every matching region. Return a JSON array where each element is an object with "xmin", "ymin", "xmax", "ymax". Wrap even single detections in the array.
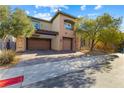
[
  {"xmin": 15, "ymin": 55, "xmax": 82, "ymax": 67},
  {"xmin": 23, "ymin": 55, "xmax": 119, "ymax": 88},
  {"xmin": 23, "ymin": 69, "xmax": 96, "ymax": 88}
]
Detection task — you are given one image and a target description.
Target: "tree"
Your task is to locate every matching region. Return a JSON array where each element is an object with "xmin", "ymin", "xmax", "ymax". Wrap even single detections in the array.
[
  {"xmin": 99, "ymin": 28, "xmax": 123, "ymax": 50},
  {"xmin": 0, "ymin": 6, "xmax": 34, "ymax": 49},
  {"xmin": 11, "ymin": 8, "xmax": 34, "ymax": 38},
  {"xmin": 0, "ymin": 6, "xmax": 11, "ymax": 42},
  {"xmin": 75, "ymin": 13, "xmax": 122, "ymax": 51}
]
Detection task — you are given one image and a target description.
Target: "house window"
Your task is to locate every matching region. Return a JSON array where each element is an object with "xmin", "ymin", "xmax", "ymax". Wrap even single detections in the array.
[
  {"xmin": 32, "ymin": 21, "xmax": 41, "ymax": 30},
  {"xmin": 64, "ymin": 22, "xmax": 73, "ymax": 30},
  {"xmin": 35, "ymin": 23, "xmax": 40, "ymax": 30}
]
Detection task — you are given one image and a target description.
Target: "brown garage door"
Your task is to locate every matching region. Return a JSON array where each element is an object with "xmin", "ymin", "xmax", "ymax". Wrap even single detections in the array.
[
  {"xmin": 63, "ymin": 37, "xmax": 72, "ymax": 50},
  {"xmin": 27, "ymin": 38, "xmax": 51, "ymax": 50}
]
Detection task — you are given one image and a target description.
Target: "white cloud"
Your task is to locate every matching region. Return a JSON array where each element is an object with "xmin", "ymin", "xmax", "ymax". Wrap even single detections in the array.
[
  {"xmin": 80, "ymin": 5, "xmax": 86, "ymax": 11},
  {"xmin": 77, "ymin": 15, "xmax": 82, "ymax": 18},
  {"xmin": 35, "ymin": 5, "xmax": 40, "ymax": 9},
  {"xmin": 94, "ymin": 5, "xmax": 102, "ymax": 10},
  {"xmin": 77, "ymin": 13, "xmax": 98, "ymax": 18},
  {"xmin": 25, "ymin": 10, "xmax": 30, "ymax": 15},
  {"xmin": 35, "ymin": 5, "xmax": 69, "ymax": 12},
  {"xmin": 34, "ymin": 13, "xmax": 52, "ymax": 20},
  {"xmin": 49, "ymin": 7, "xmax": 62, "ymax": 13}
]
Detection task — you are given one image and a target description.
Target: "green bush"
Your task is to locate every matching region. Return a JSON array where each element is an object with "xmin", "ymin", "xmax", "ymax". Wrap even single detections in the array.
[{"xmin": 0, "ymin": 50, "xmax": 16, "ymax": 66}]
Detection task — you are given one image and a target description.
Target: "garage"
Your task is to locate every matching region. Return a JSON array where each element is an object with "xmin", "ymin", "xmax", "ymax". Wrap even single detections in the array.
[
  {"xmin": 63, "ymin": 37, "xmax": 72, "ymax": 50},
  {"xmin": 27, "ymin": 38, "xmax": 51, "ymax": 50}
]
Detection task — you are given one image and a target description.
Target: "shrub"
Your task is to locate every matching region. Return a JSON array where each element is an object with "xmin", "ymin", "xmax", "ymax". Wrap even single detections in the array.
[{"xmin": 0, "ymin": 50, "xmax": 16, "ymax": 66}]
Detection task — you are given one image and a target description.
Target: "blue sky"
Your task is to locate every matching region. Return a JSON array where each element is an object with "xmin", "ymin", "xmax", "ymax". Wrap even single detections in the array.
[{"xmin": 11, "ymin": 5, "xmax": 124, "ymax": 31}]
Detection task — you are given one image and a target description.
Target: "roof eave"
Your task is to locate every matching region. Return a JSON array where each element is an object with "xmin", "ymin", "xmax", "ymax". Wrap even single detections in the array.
[
  {"xmin": 50, "ymin": 11, "xmax": 77, "ymax": 22},
  {"xmin": 28, "ymin": 11, "xmax": 77, "ymax": 23},
  {"xmin": 28, "ymin": 16, "xmax": 51, "ymax": 23}
]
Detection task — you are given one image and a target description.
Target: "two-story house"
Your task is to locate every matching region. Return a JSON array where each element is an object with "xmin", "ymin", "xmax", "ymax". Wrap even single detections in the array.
[{"xmin": 4, "ymin": 11, "xmax": 81, "ymax": 52}]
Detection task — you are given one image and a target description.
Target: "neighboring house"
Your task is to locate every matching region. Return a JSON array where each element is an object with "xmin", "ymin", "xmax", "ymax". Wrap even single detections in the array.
[
  {"xmin": 0, "ymin": 35, "xmax": 16, "ymax": 51},
  {"xmin": 0, "ymin": 11, "xmax": 81, "ymax": 52}
]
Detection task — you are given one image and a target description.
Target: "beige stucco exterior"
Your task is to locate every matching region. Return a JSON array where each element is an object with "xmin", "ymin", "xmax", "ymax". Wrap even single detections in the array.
[
  {"xmin": 16, "ymin": 12, "xmax": 81, "ymax": 52},
  {"xmin": 51, "ymin": 14, "xmax": 61, "ymax": 50},
  {"xmin": 51, "ymin": 14, "xmax": 77, "ymax": 51},
  {"xmin": 59, "ymin": 14, "xmax": 76, "ymax": 51},
  {"xmin": 16, "ymin": 37, "xmax": 26, "ymax": 52}
]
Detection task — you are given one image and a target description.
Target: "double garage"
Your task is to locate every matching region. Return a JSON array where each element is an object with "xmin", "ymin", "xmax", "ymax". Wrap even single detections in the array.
[
  {"xmin": 26, "ymin": 37, "xmax": 73, "ymax": 51},
  {"xmin": 27, "ymin": 38, "xmax": 51, "ymax": 50}
]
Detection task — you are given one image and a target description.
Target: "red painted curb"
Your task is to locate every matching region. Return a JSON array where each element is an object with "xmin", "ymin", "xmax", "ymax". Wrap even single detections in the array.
[{"xmin": 0, "ymin": 76, "xmax": 24, "ymax": 87}]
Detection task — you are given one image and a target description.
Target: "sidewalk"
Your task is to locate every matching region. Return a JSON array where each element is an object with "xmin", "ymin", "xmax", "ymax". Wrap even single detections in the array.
[{"xmin": 92, "ymin": 53, "xmax": 124, "ymax": 88}]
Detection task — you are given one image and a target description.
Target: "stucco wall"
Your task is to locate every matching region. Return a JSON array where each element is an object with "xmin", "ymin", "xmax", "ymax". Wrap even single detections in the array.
[
  {"xmin": 51, "ymin": 14, "xmax": 78, "ymax": 51},
  {"xmin": 60, "ymin": 15, "xmax": 76, "ymax": 38},
  {"xmin": 51, "ymin": 36, "xmax": 60, "ymax": 50},
  {"xmin": 59, "ymin": 14, "xmax": 76, "ymax": 51},
  {"xmin": 16, "ymin": 37, "xmax": 26, "ymax": 52},
  {"xmin": 51, "ymin": 15, "xmax": 61, "ymax": 50},
  {"xmin": 52, "ymin": 15, "xmax": 60, "ymax": 32}
]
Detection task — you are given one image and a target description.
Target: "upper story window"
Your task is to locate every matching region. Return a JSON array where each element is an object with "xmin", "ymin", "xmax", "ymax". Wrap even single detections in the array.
[
  {"xmin": 64, "ymin": 22, "xmax": 73, "ymax": 30},
  {"xmin": 64, "ymin": 19, "xmax": 74, "ymax": 31},
  {"xmin": 32, "ymin": 21, "xmax": 41, "ymax": 30}
]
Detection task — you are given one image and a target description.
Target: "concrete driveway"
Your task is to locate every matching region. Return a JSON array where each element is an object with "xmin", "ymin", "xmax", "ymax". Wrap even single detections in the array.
[
  {"xmin": 0, "ymin": 50, "xmax": 123, "ymax": 88},
  {"xmin": 16, "ymin": 50, "xmax": 84, "ymax": 67},
  {"xmin": 23, "ymin": 53, "xmax": 124, "ymax": 88},
  {"xmin": 92, "ymin": 53, "xmax": 124, "ymax": 88}
]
